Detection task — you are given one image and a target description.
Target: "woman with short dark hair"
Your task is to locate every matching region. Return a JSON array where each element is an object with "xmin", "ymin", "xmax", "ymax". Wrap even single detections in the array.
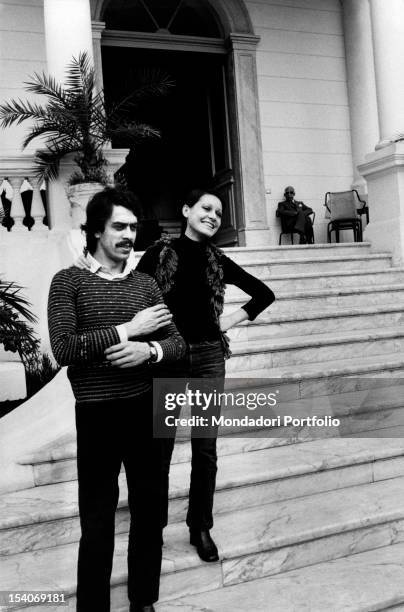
[{"xmin": 136, "ymin": 188, "xmax": 275, "ymax": 563}]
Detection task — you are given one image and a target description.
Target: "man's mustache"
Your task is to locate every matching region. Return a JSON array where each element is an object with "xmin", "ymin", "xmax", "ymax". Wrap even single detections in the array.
[{"xmin": 116, "ymin": 240, "xmax": 134, "ymax": 248}]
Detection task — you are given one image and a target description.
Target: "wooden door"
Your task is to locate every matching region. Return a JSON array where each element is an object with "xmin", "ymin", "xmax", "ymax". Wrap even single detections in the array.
[{"xmin": 206, "ymin": 62, "xmax": 237, "ymax": 246}]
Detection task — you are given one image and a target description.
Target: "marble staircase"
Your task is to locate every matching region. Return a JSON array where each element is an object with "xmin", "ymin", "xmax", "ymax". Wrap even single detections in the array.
[{"xmin": 2, "ymin": 242, "xmax": 404, "ymax": 611}]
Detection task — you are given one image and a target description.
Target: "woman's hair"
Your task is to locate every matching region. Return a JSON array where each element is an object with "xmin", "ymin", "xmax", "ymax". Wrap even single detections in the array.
[
  {"xmin": 180, "ymin": 188, "xmax": 224, "ymax": 234},
  {"xmin": 183, "ymin": 188, "xmax": 224, "ymax": 210},
  {"xmin": 81, "ymin": 187, "xmax": 141, "ymax": 254}
]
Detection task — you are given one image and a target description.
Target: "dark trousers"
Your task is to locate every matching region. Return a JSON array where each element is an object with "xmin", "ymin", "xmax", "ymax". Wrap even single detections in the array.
[
  {"xmin": 75, "ymin": 392, "xmax": 164, "ymax": 612},
  {"xmin": 294, "ymin": 211, "xmax": 313, "ymax": 243},
  {"xmin": 158, "ymin": 340, "xmax": 225, "ymax": 531}
]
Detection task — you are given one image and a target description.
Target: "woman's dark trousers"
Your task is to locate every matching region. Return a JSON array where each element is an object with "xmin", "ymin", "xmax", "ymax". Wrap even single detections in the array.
[
  {"xmin": 159, "ymin": 340, "xmax": 225, "ymax": 531},
  {"xmin": 75, "ymin": 392, "xmax": 164, "ymax": 612}
]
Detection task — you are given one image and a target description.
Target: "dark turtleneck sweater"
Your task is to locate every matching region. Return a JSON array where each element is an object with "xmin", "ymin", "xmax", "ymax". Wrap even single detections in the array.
[{"xmin": 136, "ymin": 235, "xmax": 275, "ymax": 343}]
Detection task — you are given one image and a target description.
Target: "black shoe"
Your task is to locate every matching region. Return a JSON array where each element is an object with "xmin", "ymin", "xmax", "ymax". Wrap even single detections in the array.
[
  {"xmin": 190, "ymin": 529, "xmax": 219, "ymax": 562},
  {"xmin": 130, "ymin": 605, "xmax": 155, "ymax": 612}
]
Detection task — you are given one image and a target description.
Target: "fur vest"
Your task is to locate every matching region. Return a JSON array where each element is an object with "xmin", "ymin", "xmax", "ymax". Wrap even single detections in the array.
[{"xmin": 154, "ymin": 236, "xmax": 231, "ymax": 359}]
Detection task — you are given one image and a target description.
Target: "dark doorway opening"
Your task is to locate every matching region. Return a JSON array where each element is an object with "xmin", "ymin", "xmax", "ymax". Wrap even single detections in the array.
[{"xmin": 102, "ymin": 46, "xmax": 236, "ymax": 248}]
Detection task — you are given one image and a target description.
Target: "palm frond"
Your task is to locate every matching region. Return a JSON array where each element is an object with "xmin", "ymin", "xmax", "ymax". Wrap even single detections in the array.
[
  {"xmin": 22, "ymin": 122, "xmax": 77, "ymax": 148},
  {"xmin": 33, "ymin": 142, "xmax": 81, "ymax": 182},
  {"xmin": 107, "ymin": 70, "xmax": 174, "ymax": 121},
  {"xmin": 0, "ymin": 281, "xmax": 37, "ymax": 322},
  {"xmin": 0, "ymin": 99, "xmax": 49, "ymax": 128},
  {"xmin": 108, "ymin": 122, "xmax": 161, "ymax": 144},
  {"xmin": 24, "ymin": 72, "xmax": 67, "ymax": 105},
  {"xmin": 65, "ymin": 52, "xmax": 94, "ymax": 91}
]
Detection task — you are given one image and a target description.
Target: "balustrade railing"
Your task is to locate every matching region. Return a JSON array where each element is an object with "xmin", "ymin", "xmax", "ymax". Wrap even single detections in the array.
[{"xmin": 0, "ymin": 157, "xmax": 48, "ymax": 233}]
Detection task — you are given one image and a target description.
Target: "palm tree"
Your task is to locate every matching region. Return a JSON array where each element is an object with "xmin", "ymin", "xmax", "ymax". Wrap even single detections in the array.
[
  {"xmin": 0, "ymin": 280, "xmax": 39, "ymax": 368},
  {"xmin": 0, "ymin": 52, "xmax": 173, "ymax": 184}
]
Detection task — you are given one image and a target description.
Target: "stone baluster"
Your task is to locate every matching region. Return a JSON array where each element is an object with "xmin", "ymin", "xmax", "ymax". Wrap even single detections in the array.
[
  {"xmin": 7, "ymin": 176, "xmax": 25, "ymax": 230},
  {"xmin": 29, "ymin": 176, "xmax": 46, "ymax": 231},
  {"xmin": 0, "ymin": 178, "xmax": 6, "ymax": 231}
]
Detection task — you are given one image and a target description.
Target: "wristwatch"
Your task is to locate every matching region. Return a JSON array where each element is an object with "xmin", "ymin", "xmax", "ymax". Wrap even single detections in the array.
[{"xmin": 147, "ymin": 342, "xmax": 158, "ymax": 364}]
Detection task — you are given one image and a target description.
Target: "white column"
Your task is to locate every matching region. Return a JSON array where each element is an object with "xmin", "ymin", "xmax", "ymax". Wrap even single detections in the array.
[
  {"xmin": 43, "ymin": 0, "xmax": 94, "ymax": 230},
  {"xmin": 92, "ymin": 21, "xmax": 106, "ymax": 94},
  {"xmin": 359, "ymin": 142, "xmax": 404, "ymax": 264},
  {"xmin": 43, "ymin": 0, "xmax": 94, "ymax": 82},
  {"xmin": 369, "ymin": 0, "xmax": 404, "ymax": 148},
  {"xmin": 341, "ymin": 0, "xmax": 379, "ymax": 193}
]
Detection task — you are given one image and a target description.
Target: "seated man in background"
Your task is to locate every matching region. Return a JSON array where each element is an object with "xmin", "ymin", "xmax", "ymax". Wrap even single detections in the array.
[{"xmin": 277, "ymin": 186, "xmax": 314, "ymax": 244}]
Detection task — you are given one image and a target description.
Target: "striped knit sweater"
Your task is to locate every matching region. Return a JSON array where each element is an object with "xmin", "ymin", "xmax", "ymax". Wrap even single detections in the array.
[{"xmin": 48, "ymin": 267, "xmax": 186, "ymax": 402}]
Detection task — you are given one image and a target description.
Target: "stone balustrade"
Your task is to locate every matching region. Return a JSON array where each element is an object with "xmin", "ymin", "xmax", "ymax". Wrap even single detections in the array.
[
  {"xmin": 1, "ymin": 150, "xmax": 128, "ymax": 234},
  {"xmin": 0, "ymin": 156, "xmax": 48, "ymax": 233}
]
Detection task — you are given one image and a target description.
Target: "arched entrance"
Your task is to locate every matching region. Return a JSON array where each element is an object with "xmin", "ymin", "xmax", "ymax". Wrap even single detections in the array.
[{"xmin": 92, "ymin": 0, "xmax": 269, "ymax": 247}]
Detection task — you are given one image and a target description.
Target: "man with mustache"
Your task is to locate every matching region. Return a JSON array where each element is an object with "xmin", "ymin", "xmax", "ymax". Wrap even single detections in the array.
[{"xmin": 48, "ymin": 187, "xmax": 186, "ymax": 612}]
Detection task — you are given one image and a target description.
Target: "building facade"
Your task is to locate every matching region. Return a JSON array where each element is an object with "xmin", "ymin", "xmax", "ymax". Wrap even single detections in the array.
[{"xmin": 1, "ymin": 0, "xmax": 404, "ymax": 345}]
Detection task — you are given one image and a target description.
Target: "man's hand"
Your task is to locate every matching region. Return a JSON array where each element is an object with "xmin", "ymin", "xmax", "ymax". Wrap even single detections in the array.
[
  {"xmin": 105, "ymin": 341, "xmax": 150, "ymax": 368},
  {"xmin": 124, "ymin": 304, "xmax": 173, "ymax": 338}
]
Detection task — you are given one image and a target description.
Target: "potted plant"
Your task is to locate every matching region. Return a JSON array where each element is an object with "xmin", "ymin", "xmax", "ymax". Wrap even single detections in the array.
[{"xmin": 0, "ymin": 52, "xmax": 173, "ymax": 226}]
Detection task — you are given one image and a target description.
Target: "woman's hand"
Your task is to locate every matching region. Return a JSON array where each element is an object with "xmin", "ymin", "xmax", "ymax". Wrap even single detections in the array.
[
  {"xmin": 105, "ymin": 341, "xmax": 150, "ymax": 368},
  {"xmin": 219, "ymin": 309, "xmax": 248, "ymax": 332},
  {"xmin": 124, "ymin": 304, "xmax": 173, "ymax": 338}
]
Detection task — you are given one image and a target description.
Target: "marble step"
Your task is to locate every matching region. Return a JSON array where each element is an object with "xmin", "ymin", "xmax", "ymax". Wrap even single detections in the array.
[
  {"xmin": 226, "ymin": 326, "xmax": 404, "ymax": 371},
  {"xmin": 221, "ymin": 241, "xmax": 372, "ymax": 264},
  {"xmin": 155, "ymin": 541, "xmax": 404, "ymax": 612},
  {"xmin": 228, "ymin": 303, "xmax": 404, "ymax": 342},
  {"xmin": 223, "ymin": 282, "xmax": 404, "ymax": 314},
  {"xmin": 229, "ymin": 349, "xmax": 404, "ymax": 381},
  {"xmin": 19, "ymin": 382, "xmax": 404, "ymax": 488},
  {"xmin": 225, "ymin": 266, "xmax": 404, "ymax": 298},
  {"xmin": 3, "ymin": 476, "xmax": 404, "ymax": 611},
  {"xmin": 238, "ymin": 252, "xmax": 391, "ymax": 277},
  {"xmin": 131, "ymin": 244, "xmax": 374, "ymax": 271},
  {"xmin": 3, "ymin": 436, "xmax": 404, "ymax": 556}
]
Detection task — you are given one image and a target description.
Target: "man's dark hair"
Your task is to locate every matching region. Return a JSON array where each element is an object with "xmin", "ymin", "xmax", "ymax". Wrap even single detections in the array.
[{"xmin": 81, "ymin": 187, "xmax": 141, "ymax": 254}]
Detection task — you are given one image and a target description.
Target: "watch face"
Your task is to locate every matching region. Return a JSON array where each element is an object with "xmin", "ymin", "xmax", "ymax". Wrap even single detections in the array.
[{"xmin": 149, "ymin": 344, "xmax": 158, "ymax": 362}]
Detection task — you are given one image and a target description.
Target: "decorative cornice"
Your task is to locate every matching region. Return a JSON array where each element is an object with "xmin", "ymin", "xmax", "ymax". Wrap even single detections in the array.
[
  {"xmin": 0, "ymin": 156, "xmax": 37, "ymax": 177},
  {"xmin": 358, "ymin": 142, "xmax": 404, "ymax": 177},
  {"xmin": 228, "ymin": 33, "xmax": 260, "ymax": 51},
  {"xmin": 103, "ymin": 148, "xmax": 129, "ymax": 169},
  {"xmin": 102, "ymin": 30, "xmax": 226, "ymax": 54},
  {"xmin": 92, "ymin": 20, "xmax": 106, "ymax": 39}
]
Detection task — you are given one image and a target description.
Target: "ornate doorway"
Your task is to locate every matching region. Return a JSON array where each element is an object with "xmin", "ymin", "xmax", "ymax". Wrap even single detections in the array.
[
  {"xmin": 93, "ymin": 0, "xmax": 268, "ymax": 247},
  {"xmin": 100, "ymin": 0, "xmax": 238, "ymax": 246}
]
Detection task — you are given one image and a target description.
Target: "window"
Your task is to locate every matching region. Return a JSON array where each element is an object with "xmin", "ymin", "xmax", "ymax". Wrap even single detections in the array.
[{"xmin": 103, "ymin": 0, "xmax": 223, "ymax": 38}]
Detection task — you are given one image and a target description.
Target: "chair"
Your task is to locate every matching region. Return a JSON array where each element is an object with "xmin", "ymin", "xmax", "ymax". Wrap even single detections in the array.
[
  {"xmin": 325, "ymin": 190, "xmax": 369, "ymax": 243},
  {"xmin": 276, "ymin": 209, "xmax": 315, "ymax": 245}
]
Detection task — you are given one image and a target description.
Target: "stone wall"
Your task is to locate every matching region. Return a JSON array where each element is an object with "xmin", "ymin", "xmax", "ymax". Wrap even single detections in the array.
[
  {"xmin": 247, "ymin": 0, "xmax": 354, "ymax": 242},
  {"xmin": 0, "ymin": 0, "xmax": 46, "ymax": 156}
]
